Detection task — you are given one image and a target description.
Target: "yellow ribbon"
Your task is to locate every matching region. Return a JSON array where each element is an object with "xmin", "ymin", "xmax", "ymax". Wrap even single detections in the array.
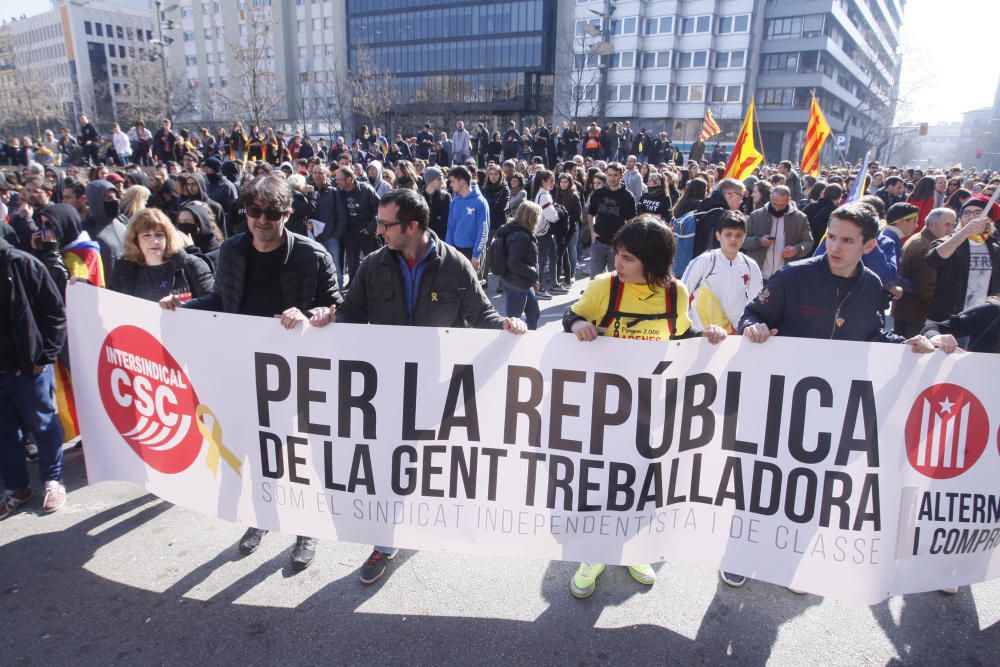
[{"xmin": 196, "ymin": 404, "xmax": 242, "ymax": 477}]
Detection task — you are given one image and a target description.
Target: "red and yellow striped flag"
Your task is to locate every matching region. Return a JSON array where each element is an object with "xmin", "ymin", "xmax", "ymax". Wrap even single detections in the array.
[
  {"xmin": 699, "ymin": 108, "xmax": 721, "ymax": 141},
  {"xmin": 801, "ymin": 94, "xmax": 832, "ymax": 176},
  {"xmin": 723, "ymin": 99, "xmax": 763, "ymax": 181}
]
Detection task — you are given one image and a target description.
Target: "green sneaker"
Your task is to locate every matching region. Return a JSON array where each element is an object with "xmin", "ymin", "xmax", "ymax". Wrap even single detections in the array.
[
  {"xmin": 570, "ymin": 562, "xmax": 605, "ymax": 598},
  {"xmin": 627, "ymin": 564, "xmax": 657, "ymax": 586}
]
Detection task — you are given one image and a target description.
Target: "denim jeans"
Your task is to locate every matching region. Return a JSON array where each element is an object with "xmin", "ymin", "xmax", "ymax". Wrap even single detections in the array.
[
  {"xmin": 567, "ymin": 227, "xmax": 580, "ymax": 273},
  {"xmin": 502, "ymin": 282, "xmax": 540, "ymax": 330},
  {"xmin": 590, "ymin": 240, "xmax": 615, "ymax": 278},
  {"xmin": 322, "ymin": 236, "xmax": 344, "ymax": 289},
  {"xmin": 0, "ymin": 366, "xmax": 64, "ymax": 491}
]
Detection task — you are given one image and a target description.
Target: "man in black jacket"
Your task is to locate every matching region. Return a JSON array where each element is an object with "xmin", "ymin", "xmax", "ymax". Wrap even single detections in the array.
[
  {"xmin": 334, "ymin": 166, "xmax": 381, "ymax": 288},
  {"xmin": 337, "ymin": 188, "xmax": 525, "ymax": 583},
  {"xmin": 729, "ymin": 201, "xmax": 935, "ymax": 589},
  {"xmin": 0, "ymin": 239, "xmax": 68, "ymax": 520},
  {"xmin": 77, "ymin": 114, "xmax": 100, "ymax": 165},
  {"xmin": 160, "ymin": 174, "xmax": 341, "ymax": 571},
  {"xmin": 201, "ymin": 156, "xmax": 238, "ymax": 235}
]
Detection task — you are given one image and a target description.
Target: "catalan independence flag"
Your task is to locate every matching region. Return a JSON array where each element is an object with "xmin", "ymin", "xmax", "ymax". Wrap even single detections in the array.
[
  {"xmin": 699, "ymin": 108, "xmax": 721, "ymax": 142},
  {"xmin": 723, "ymin": 99, "xmax": 764, "ymax": 181},
  {"xmin": 801, "ymin": 94, "xmax": 832, "ymax": 176},
  {"xmin": 63, "ymin": 235, "xmax": 105, "ymax": 287},
  {"xmin": 58, "ymin": 234, "xmax": 104, "ymax": 439}
]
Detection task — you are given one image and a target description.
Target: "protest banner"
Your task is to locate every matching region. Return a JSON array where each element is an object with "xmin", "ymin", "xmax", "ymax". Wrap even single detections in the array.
[{"xmin": 67, "ymin": 284, "xmax": 1000, "ymax": 604}]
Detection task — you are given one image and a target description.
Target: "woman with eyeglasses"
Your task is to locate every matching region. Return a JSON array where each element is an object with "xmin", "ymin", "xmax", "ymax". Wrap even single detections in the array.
[{"xmin": 109, "ymin": 208, "xmax": 213, "ymax": 303}]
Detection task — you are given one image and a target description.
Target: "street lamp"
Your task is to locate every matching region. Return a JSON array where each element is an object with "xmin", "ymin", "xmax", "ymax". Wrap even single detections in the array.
[
  {"xmin": 154, "ymin": 1, "xmax": 178, "ymax": 119},
  {"xmin": 587, "ymin": 2, "xmax": 615, "ymax": 130}
]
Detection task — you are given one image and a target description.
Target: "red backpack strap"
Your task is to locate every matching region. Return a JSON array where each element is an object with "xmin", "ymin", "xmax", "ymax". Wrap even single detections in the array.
[{"xmin": 599, "ymin": 272, "xmax": 625, "ymax": 329}]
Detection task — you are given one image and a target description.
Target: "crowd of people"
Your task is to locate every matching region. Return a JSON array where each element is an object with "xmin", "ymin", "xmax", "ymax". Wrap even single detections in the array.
[{"xmin": 2, "ymin": 113, "xmax": 998, "ymax": 597}]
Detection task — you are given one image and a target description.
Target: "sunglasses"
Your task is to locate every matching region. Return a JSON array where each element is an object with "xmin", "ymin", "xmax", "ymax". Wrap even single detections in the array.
[{"xmin": 246, "ymin": 205, "xmax": 287, "ymax": 221}]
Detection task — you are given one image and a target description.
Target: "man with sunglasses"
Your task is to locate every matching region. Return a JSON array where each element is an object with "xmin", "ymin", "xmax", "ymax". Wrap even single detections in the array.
[
  {"xmin": 160, "ymin": 174, "xmax": 341, "ymax": 572},
  {"xmin": 337, "ymin": 188, "xmax": 527, "ymax": 584}
]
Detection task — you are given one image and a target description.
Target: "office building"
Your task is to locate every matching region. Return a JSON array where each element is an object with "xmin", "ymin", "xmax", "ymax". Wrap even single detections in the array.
[
  {"xmin": 556, "ymin": 0, "xmax": 906, "ymax": 162},
  {"xmin": 345, "ymin": 0, "xmax": 557, "ymax": 129},
  {"xmin": 0, "ymin": 0, "xmax": 155, "ymax": 134}
]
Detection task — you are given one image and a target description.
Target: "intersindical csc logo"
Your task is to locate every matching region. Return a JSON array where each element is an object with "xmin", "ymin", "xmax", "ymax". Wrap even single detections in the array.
[
  {"xmin": 97, "ymin": 326, "xmax": 240, "ymax": 477},
  {"xmin": 904, "ymin": 383, "xmax": 990, "ymax": 479},
  {"xmin": 98, "ymin": 326, "xmax": 203, "ymax": 473}
]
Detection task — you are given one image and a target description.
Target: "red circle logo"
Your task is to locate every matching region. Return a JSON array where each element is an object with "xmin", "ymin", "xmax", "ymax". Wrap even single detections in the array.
[
  {"xmin": 904, "ymin": 383, "xmax": 989, "ymax": 479},
  {"xmin": 97, "ymin": 325, "xmax": 203, "ymax": 474}
]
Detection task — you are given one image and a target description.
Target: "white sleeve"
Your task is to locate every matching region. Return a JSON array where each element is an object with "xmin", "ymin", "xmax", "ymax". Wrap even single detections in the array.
[
  {"xmin": 537, "ymin": 191, "xmax": 559, "ymax": 223},
  {"xmin": 680, "ymin": 256, "xmax": 706, "ymax": 332}
]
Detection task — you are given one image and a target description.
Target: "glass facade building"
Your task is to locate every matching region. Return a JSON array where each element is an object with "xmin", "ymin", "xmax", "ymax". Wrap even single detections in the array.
[{"xmin": 346, "ymin": 0, "xmax": 556, "ymax": 121}]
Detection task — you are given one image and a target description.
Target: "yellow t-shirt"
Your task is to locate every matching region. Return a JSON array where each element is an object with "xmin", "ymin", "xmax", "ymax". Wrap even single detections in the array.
[{"xmin": 571, "ymin": 273, "xmax": 693, "ymax": 341}]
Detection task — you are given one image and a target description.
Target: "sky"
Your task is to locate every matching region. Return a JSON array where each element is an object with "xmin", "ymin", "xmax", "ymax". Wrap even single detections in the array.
[{"xmin": 0, "ymin": 0, "xmax": 997, "ymax": 125}]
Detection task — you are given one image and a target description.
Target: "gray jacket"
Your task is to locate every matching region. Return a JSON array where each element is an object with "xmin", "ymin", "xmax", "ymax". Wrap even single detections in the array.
[{"xmin": 742, "ymin": 205, "xmax": 813, "ymax": 268}]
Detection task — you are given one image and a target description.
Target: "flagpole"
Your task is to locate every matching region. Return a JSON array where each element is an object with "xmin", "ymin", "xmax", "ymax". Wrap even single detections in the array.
[{"xmin": 752, "ymin": 97, "xmax": 766, "ymax": 166}]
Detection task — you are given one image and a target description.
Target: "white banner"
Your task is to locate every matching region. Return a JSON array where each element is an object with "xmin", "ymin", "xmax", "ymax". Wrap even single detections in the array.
[{"xmin": 67, "ymin": 284, "xmax": 1000, "ymax": 604}]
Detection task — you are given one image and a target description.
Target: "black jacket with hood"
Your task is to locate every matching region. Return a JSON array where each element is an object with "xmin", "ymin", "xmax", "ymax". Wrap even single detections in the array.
[
  {"xmin": 177, "ymin": 202, "xmax": 222, "ymax": 271},
  {"xmin": 81, "ymin": 179, "xmax": 127, "ymax": 284},
  {"xmin": 495, "ymin": 223, "xmax": 538, "ymax": 290},
  {"xmin": 0, "ymin": 238, "xmax": 66, "ymax": 374}
]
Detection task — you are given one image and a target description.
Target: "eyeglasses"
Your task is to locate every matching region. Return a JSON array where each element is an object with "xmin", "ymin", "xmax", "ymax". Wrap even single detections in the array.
[
  {"xmin": 246, "ymin": 205, "xmax": 287, "ymax": 221},
  {"xmin": 376, "ymin": 218, "xmax": 405, "ymax": 230}
]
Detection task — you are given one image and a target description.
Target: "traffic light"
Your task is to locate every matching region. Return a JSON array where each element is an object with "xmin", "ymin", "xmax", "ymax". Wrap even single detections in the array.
[{"xmin": 977, "ymin": 149, "xmax": 984, "ymax": 160}]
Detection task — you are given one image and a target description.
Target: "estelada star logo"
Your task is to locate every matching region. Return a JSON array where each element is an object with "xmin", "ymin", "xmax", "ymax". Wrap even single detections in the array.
[{"xmin": 904, "ymin": 383, "xmax": 989, "ymax": 479}]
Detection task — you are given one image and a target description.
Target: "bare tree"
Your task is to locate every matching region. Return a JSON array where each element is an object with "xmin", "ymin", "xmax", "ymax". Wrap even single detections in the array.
[
  {"xmin": 220, "ymin": 6, "xmax": 283, "ymax": 130},
  {"xmin": 346, "ymin": 42, "xmax": 397, "ymax": 135},
  {"xmin": 301, "ymin": 57, "xmax": 349, "ymax": 140},
  {"xmin": 8, "ymin": 54, "xmax": 63, "ymax": 138},
  {"xmin": 115, "ymin": 48, "xmax": 193, "ymax": 126},
  {"xmin": 552, "ymin": 23, "xmax": 601, "ymax": 126}
]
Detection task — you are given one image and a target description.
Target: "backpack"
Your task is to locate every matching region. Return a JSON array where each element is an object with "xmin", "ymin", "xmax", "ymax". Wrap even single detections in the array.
[
  {"xmin": 486, "ymin": 225, "xmax": 526, "ymax": 277},
  {"xmin": 671, "ymin": 210, "xmax": 698, "ymax": 277},
  {"xmin": 599, "ymin": 272, "xmax": 679, "ymax": 338}
]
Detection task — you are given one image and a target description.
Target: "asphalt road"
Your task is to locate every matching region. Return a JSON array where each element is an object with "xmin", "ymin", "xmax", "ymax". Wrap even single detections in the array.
[{"xmin": 2, "ymin": 272, "xmax": 998, "ymax": 666}]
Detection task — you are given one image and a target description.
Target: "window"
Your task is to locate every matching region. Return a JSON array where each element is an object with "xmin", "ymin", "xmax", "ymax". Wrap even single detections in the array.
[
  {"xmin": 106, "ymin": 24, "xmax": 112, "ymax": 37},
  {"xmin": 313, "ymin": 45, "xmax": 323, "ymax": 57},
  {"xmin": 186, "ymin": 55, "xmax": 197, "ymax": 66},
  {"xmin": 609, "ymin": 16, "xmax": 637, "ymax": 35},
  {"xmin": 641, "ymin": 50, "xmax": 671, "ymax": 69},
  {"xmin": 575, "ymin": 18, "xmax": 601, "ymax": 37},
  {"xmin": 95, "ymin": 23, "xmax": 103, "ymax": 36},
  {"xmin": 107, "ymin": 43, "xmax": 115, "ymax": 57},
  {"xmin": 677, "ymin": 51, "xmax": 708, "ymax": 68},
  {"xmin": 119, "ymin": 45, "xmax": 125, "ymax": 57},
  {"xmin": 717, "ymin": 15, "xmax": 750, "ymax": 34},
  {"xmin": 644, "ymin": 16, "xmax": 673, "ymax": 35},
  {"xmin": 204, "ymin": 28, "xmax": 213, "ymax": 39},
  {"xmin": 674, "ymin": 84, "xmax": 705, "ymax": 102},
  {"xmin": 312, "ymin": 18, "xmax": 321, "ymax": 30},
  {"xmin": 84, "ymin": 21, "xmax": 92, "ymax": 35},
  {"xmin": 324, "ymin": 17, "xmax": 333, "ymax": 29},
  {"xmin": 183, "ymin": 31, "xmax": 194, "ymax": 42},
  {"xmin": 762, "ymin": 52, "xmax": 798, "ymax": 72},
  {"xmin": 608, "ymin": 84, "xmax": 633, "ymax": 102},
  {"xmin": 711, "ymin": 85, "xmax": 743, "ymax": 102},
  {"xmin": 714, "ymin": 50, "xmax": 746, "ymax": 69},
  {"xmin": 206, "ymin": 53, "xmax": 214, "ymax": 63},
  {"xmin": 598, "ymin": 51, "xmax": 634, "ymax": 69},
  {"xmin": 116, "ymin": 25, "xmax": 124, "ymax": 39},
  {"xmin": 573, "ymin": 84, "xmax": 597, "ymax": 101},
  {"xmin": 680, "ymin": 15, "xmax": 711, "ymax": 35},
  {"xmin": 759, "ymin": 87, "xmax": 796, "ymax": 108},
  {"xmin": 181, "ymin": 7, "xmax": 192, "ymax": 17},
  {"xmin": 110, "ymin": 63, "xmax": 119, "ymax": 76}
]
